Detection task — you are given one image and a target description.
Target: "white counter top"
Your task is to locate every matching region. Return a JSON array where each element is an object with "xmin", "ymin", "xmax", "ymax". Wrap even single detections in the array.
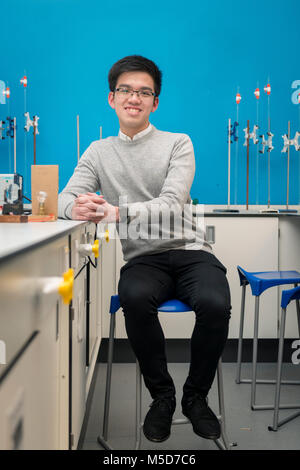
[
  {"xmin": 1, "ymin": 210, "xmax": 299, "ymax": 263},
  {"xmin": 0, "ymin": 219, "xmax": 86, "ymax": 263}
]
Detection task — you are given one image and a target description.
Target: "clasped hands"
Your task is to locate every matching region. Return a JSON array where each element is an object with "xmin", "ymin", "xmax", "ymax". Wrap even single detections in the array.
[{"xmin": 71, "ymin": 192, "xmax": 120, "ymax": 223}]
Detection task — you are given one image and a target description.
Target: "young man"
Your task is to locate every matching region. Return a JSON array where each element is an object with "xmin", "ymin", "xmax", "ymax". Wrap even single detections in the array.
[{"xmin": 58, "ymin": 55, "xmax": 231, "ymax": 443}]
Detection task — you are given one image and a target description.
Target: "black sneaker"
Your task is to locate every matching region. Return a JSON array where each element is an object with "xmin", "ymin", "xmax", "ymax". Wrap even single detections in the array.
[
  {"xmin": 182, "ymin": 394, "xmax": 221, "ymax": 440},
  {"xmin": 143, "ymin": 397, "xmax": 176, "ymax": 442}
]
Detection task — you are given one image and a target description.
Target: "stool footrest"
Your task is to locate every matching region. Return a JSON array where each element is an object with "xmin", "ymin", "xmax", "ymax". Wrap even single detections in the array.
[
  {"xmin": 252, "ymin": 403, "xmax": 300, "ymax": 411},
  {"xmin": 172, "ymin": 418, "xmax": 190, "ymax": 425},
  {"xmin": 237, "ymin": 379, "xmax": 300, "ymax": 385},
  {"xmin": 97, "ymin": 435, "xmax": 114, "ymax": 450}
]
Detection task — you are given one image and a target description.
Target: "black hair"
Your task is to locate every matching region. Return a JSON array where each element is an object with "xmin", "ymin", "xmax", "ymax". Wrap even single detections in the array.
[{"xmin": 108, "ymin": 55, "xmax": 162, "ymax": 97}]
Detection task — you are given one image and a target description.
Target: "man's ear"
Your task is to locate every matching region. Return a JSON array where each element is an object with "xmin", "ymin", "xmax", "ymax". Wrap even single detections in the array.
[
  {"xmin": 151, "ymin": 96, "xmax": 159, "ymax": 113},
  {"xmin": 108, "ymin": 91, "xmax": 115, "ymax": 109}
]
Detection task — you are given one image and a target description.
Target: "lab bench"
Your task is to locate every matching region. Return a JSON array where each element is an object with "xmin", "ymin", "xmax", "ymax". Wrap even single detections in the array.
[{"xmin": 1, "ymin": 211, "xmax": 300, "ymax": 449}]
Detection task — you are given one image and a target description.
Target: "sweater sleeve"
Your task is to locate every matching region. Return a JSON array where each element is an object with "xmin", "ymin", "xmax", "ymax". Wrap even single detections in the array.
[
  {"xmin": 119, "ymin": 134, "xmax": 195, "ymax": 221},
  {"xmin": 58, "ymin": 143, "xmax": 101, "ymax": 219}
]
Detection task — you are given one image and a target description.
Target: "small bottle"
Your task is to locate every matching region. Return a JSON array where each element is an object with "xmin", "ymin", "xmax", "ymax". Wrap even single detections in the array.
[{"xmin": 37, "ymin": 191, "xmax": 47, "ymax": 215}]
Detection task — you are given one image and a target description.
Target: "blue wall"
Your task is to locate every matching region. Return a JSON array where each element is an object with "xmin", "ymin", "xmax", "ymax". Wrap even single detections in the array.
[{"xmin": 1, "ymin": 0, "xmax": 300, "ymax": 205}]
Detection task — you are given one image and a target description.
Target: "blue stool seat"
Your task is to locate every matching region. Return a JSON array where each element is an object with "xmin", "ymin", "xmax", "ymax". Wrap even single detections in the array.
[
  {"xmin": 109, "ymin": 295, "xmax": 192, "ymax": 314},
  {"xmin": 236, "ymin": 266, "xmax": 300, "ymax": 411},
  {"xmin": 237, "ymin": 266, "xmax": 300, "ymax": 296},
  {"xmin": 98, "ymin": 294, "xmax": 235, "ymax": 450},
  {"xmin": 158, "ymin": 299, "xmax": 192, "ymax": 313},
  {"xmin": 281, "ymin": 285, "xmax": 300, "ymax": 309}
]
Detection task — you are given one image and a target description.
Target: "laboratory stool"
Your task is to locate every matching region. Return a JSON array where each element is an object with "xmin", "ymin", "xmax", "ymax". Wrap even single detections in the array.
[
  {"xmin": 236, "ymin": 266, "xmax": 300, "ymax": 410},
  {"xmin": 268, "ymin": 285, "xmax": 300, "ymax": 431},
  {"xmin": 97, "ymin": 295, "xmax": 235, "ymax": 450}
]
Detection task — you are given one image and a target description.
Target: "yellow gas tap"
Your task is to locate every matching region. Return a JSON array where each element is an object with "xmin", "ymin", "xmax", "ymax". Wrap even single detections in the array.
[
  {"xmin": 58, "ymin": 268, "xmax": 74, "ymax": 305},
  {"xmin": 92, "ymin": 239, "xmax": 99, "ymax": 258}
]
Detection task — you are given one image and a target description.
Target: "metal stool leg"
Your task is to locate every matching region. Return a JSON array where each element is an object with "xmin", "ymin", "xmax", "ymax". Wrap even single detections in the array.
[
  {"xmin": 295, "ymin": 296, "xmax": 300, "ymax": 338},
  {"xmin": 135, "ymin": 360, "xmax": 142, "ymax": 450},
  {"xmin": 251, "ymin": 296, "xmax": 260, "ymax": 409},
  {"xmin": 237, "ymin": 288, "xmax": 299, "ymax": 390},
  {"xmin": 215, "ymin": 358, "xmax": 237, "ymax": 450},
  {"xmin": 250, "ymin": 296, "xmax": 300, "ymax": 411},
  {"xmin": 269, "ymin": 307, "xmax": 286, "ymax": 431},
  {"xmin": 97, "ymin": 313, "xmax": 116, "ymax": 450},
  {"xmin": 236, "ymin": 283, "xmax": 247, "ymax": 384},
  {"xmin": 268, "ymin": 305, "xmax": 300, "ymax": 431}
]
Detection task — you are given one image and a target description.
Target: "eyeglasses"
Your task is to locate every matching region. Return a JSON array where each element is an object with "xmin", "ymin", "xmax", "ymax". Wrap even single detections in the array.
[{"xmin": 114, "ymin": 87, "xmax": 156, "ymax": 99}]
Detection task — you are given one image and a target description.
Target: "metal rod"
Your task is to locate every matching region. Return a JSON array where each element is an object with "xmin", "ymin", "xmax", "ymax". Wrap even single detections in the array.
[
  {"xmin": 267, "ymin": 95, "xmax": 271, "ymax": 207},
  {"xmin": 77, "ymin": 115, "xmax": 80, "ymax": 163},
  {"xmin": 246, "ymin": 120, "xmax": 250, "ymax": 210},
  {"xmin": 256, "ymin": 96, "xmax": 259, "ymax": 205},
  {"xmin": 287, "ymin": 121, "xmax": 290, "ymax": 210},
  {"xmin": 267, "ymin": 148, "xmax": 271, "ymax": 208},
  {"xmin": 13, "ymin": 117, "xmax": 16, "ymax": 173},
  {"xmin": 228, "ymin": 118, "xmax": 231, "ymax": 208},
  {"xmin": 33, "ymin": 123, "xmax": 36, "ymax": 165},
  {"xmin": 234, "ymin": 99, "xmax": 239, "ymax": 205}
]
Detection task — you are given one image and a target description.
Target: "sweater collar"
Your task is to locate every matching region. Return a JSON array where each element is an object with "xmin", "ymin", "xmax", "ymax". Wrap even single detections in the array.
[{"xmin": 118, "ymin": 123, "xmax": 153, "ymax": 142}]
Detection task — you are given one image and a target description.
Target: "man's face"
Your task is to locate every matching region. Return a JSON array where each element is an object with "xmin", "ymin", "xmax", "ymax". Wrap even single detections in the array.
[{"xmin": 108, "ymin": 71, "xmax": 159, "ymax": 136}]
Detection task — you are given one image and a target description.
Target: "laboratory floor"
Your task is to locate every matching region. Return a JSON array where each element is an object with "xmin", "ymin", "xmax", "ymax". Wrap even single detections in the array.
[{"xmin": 80, "ymin": 362, "xmax": 300, "ymax": 451}]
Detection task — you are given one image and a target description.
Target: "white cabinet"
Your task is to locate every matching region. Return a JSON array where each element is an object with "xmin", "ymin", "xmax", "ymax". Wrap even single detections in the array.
[
  {"xmin": 206, "ymin": 216, "xmax": 279, "ymax": 338},
  {"xmin": 0, "ymin": 221, "xmax": 105, "ymax": 450},
  {"xmin": 0, "ymin": 235, "xmax": 70, "ymax": 449},
  {"xmin": 278, "ymin": 217, "xmax": 300, "ymax": 338}
]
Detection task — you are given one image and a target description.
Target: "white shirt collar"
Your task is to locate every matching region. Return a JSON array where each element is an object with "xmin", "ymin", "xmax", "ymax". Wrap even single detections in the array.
[{"xmin": 118, "ymin": 123, "xmax": 153, "ymax": 142}]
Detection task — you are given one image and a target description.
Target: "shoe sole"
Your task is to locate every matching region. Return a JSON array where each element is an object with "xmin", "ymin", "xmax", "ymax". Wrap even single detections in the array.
[
  {"xmin": 191, "ymin": 428, "xmax": 221, "ymax": 441},
  {"xmin": 182, "ymin": 411, "xmax": 221, "ymax": 441},
  {"xmin": 143, "ymin": 427, "xmax": 170, "ymax": 443}
]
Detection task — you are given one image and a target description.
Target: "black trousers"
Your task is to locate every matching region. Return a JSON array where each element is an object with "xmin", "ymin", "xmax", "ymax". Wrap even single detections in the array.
[{"xmin": 118, "ymin": 249, "xmax": 231, "ymax": 400}]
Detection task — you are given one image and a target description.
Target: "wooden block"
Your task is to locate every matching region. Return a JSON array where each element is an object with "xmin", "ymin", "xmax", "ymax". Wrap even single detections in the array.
[
  {"xmin": 0, "ymin": 215, "xmax": 28, "ymax": 223},
  {"xmin": 28, "ymin": 214, "xmax": 56, "ymax": 222},
  {"xmin": 31, "ymin": 165, "xmax": 58, "ymax": 218}
]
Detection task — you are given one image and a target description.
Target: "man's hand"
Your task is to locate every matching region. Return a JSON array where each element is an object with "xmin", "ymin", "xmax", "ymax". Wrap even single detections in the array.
[{"xmin": 71, "ymin": 192, "xmax": 119, "ymax": 223}]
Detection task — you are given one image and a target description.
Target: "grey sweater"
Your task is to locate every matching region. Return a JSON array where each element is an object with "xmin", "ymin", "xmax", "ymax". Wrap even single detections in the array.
[{"xmin": 58, "ymin": 125, "xmax": 211, "ymax": 261}]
